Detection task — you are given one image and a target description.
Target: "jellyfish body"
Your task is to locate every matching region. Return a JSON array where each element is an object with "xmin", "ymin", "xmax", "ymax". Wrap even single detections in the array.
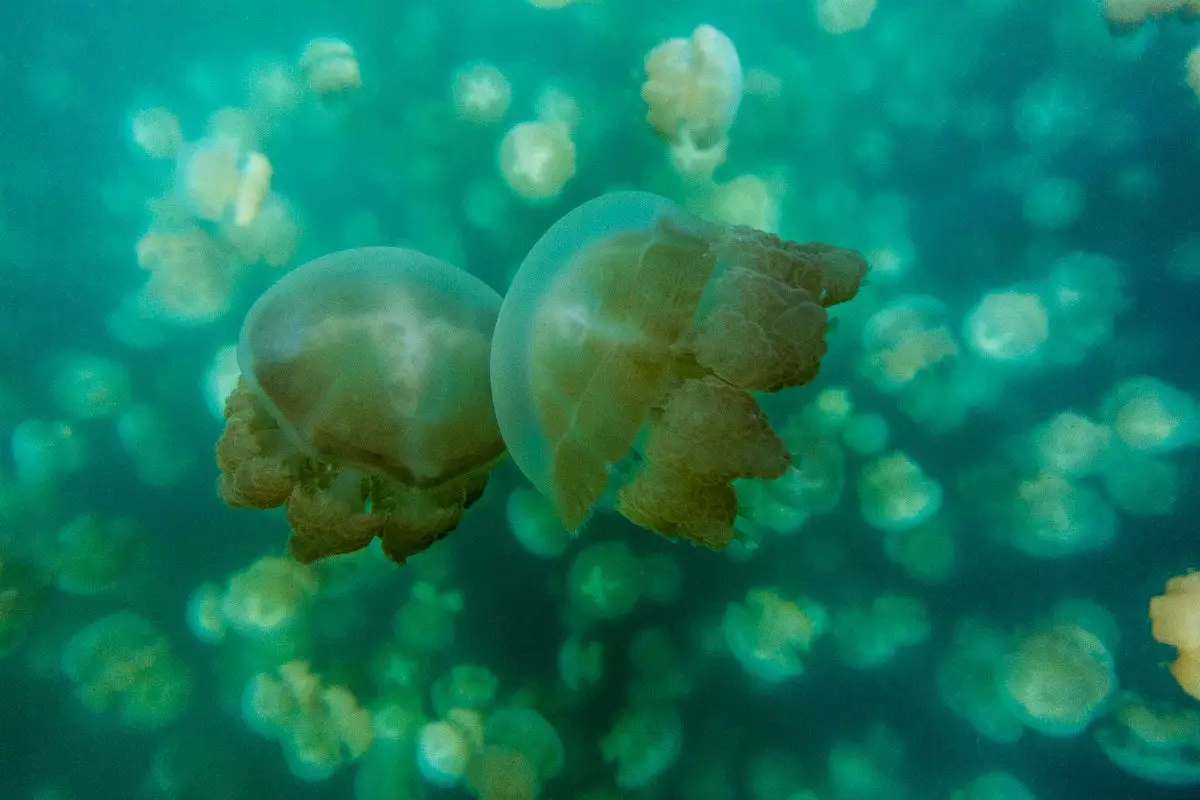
[
  {"xmin": 490, "ymin": 191, "xmax": 865, "ymax": 547},
  {"xmin": 217, "ymin": 247, "xmax": 506, "ymax": 564}
]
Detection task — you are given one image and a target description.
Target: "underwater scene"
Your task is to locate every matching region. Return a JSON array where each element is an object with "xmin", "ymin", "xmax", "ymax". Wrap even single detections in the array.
[{"xmin": 2, "ymin": 0, "xmax": 1200, "ymax": 798}]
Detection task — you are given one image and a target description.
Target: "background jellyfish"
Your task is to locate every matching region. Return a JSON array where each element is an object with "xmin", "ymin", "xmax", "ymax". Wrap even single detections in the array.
[
  {"xmin": 216, "ymin": 246, "xmax": 506, "ymax": 564},
  {"xmin": 490, "ymin": 191, "xmax": 866, "ymax": 548}
]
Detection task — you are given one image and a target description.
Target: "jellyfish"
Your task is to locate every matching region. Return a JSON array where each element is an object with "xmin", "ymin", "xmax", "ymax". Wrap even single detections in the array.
[
  {"xmin": 642, "ymin": 25, "xmax": 743, "ymax": 151},
  {"xmin": 299, "ymin": 38, "xmax": 361, "ymax": 96},
  {"xmin": 1149, "ymin": 572, "xmax": 1200, "ymax": 701},
  {"xmin": 1096, "ymin": 691, "xmax": 1200, "ymax": 785},
  {"xmin": 215, "ymin": 247, "xmax": 506, "ymax": 565},
  {"xmin": 490, "ymin": 191, "xmax": 866, "ymax": 547},
  {"xmin": 452, "ymin": 63, "xmax": 512, "ymax": 125}
]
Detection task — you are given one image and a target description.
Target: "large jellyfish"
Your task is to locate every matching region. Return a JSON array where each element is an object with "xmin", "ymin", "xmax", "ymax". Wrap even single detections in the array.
[
  {"xmin": 489, "ymin": 191, "xmax": 866, "ymax": 547},
  {"xmin": 216, "ymin": 247, "xmax": 506, "ymax": 565}
]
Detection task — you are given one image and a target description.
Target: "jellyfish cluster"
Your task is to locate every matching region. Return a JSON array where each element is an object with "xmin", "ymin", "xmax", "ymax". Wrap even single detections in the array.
[{"xmin": 217, "ymin": 191, "xmax": 866, "ymax": 564}]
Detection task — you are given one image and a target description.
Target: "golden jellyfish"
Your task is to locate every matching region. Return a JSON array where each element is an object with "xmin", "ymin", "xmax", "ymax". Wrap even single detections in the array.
[
  {"xmin": 642, "ymin": 25, "xmax": 743, "ymax": 151},
  {"xmin": 299, "ymin": 38, "xmax": 361, "ymax": 96},
  {"xmin": 215, "ymin": 247, "xmax": 506, "ymax": 565},
  {"xmin": 498, "ymin": 121, "xmax": 576, "ymax": 202},
  {"xmin": 490, "ymin": 191, "xmax": 866, "ymax": 548},
  {"xmin": 1150, "ymin": 572, "xmax": 1200, "ymax": 701}
]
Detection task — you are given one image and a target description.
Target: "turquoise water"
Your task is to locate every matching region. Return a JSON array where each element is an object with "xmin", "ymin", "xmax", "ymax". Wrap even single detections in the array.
[{"xmin": 1, "ymin": 1, "xmax": 1199, "ymax": 798}]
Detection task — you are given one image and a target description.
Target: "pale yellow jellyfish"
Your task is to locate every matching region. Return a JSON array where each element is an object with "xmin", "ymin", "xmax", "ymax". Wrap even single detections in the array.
[
  {"xmin": 1031, "ymin": 410, "xmax": 1110, "ymax": 477},
  {"xmin": 998, "ymin": 620, "xmax": 1117, "ymax": 736},
  {"xmin": 1097, "ymin": 691, "xmax": 1200, "ymax": 785},
  {"xmin": 498, "ymin": 121, "xmax": 576, "ymax": 202},
  {"xmin": 857, "ymin": 451, "xmax": 943, "ymax": 532},
  {"xmin": 723, "ymin": 587, "xmax": 828, "ymax": 682},
  {"xmin": 1102, "ymin": 376, "xmax": 1199, "ymax": 454},
  {"xmin": 242, "ymin": 659, "xmax": 373, "ymax": 781},
  {"xmin": 1149, "ymin": 572, "xmax": 1200, "ymax": 701},
  {"xmin": 490, "ymin": 191, "xmax": 865, "ymax": 546},
  {"xmin": 130, "ymin": 107, "xmax": 183, "ymax": 159},
  {"xmin": 642, "ymin": 25, "xmax": 743, "ymax": 151},
  {"xmin": 452, "ymin": 63, "xmax": 512, "ymax": 125},
  {"xmin": 963, "ymin": 291, "xmax": 1050, "ymax": 363},
  {"xmin": 299, "ymin": 38, "xmax": 361, "ymax": 95},
  {"xmin": 816, "ymin": 0, "xmax": 878, "ymax": 34}
]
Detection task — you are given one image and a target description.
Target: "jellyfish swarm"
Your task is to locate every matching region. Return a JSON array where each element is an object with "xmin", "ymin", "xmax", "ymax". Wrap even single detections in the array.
[
  {"xmin": 216, "ymin": 247, "xmax": 506, "ymax": 565},
  {"xmin": 490, "ymin": 192, "xmax": 866, "ymax": 548}
]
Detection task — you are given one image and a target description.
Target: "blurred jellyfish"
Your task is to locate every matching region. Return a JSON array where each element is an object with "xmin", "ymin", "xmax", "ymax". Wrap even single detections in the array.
[
  {"xmin": 950, "ymin": 771, "xmax": 1036, "ymax": 800},
  {"xmin": 842, "ymin": 412, "xmax": 890, "ymax": 456},
  {"xmin": 558, "ymin": 633, "xmax": 604, "ymax": 693},
  {"xmin": 418, "ymin": 713, "xmax": 480, "ymax": 788},
  {"xmin": 117, "ymin": 404, "xmax": 194, "ymax": 487},
  {"xmin": 1030, "ymin": 410, "xmax": 1110, "ymax": 477},
  {"xmin": 601, "ymin": 707, "xmax": 683, "ymax": 789},
  {"xmin": 816, "ymin": 0, "xmax": 878, "ymax": 33},
  {"xmin": 61, "ymin": 613, "xmax": 191, "ymax": 729},
  {"xmin": 833, "ymin": 593, "xmax": 931, "ymax": 670},
  {"xmin": 498, "ymin": 121, "xmax": 576, "ymax": 202},
  {"xmin": 299, "ymin": 38, "xmax": 361, "ymax": 95},
  {"xmin": 723, "ymin": 587, "xmax": 828, "ymax": 683},
  {"xmin": 1102, "ymin": 376, "xmax": 1199, "ymax": 454},
  {"xmin": 51, "ymin": 354, "xmax": 132, "ymax": 420},
  {"xmin": 1006, "ymin": 471, "xmax": 1117, "ymax": 559},
  {"xmin": 242, "ymin": 659, "xmax": 373, "ymax": 781},
  {"xmin": 998, "ymin": 619, "xmax": 1117, "ymax": 737},
  {"xmin": 938, "ymin": 619, "xmax": 1025, "ymax": 745},
  {"xmin": 963, "ymin": 291, "xmax": 1049, "ymax": 363},
  {"xmin": 1099, "ymin": 450, "xmax": 1178, "ymax": 516},
  {"xmin": 452, "ymin": 63, "xmax": 511, "ymax": 125},
  {"xmin": 883, "ymin": 514, "xmax": 956, "ymax": 585},
  {"xmin": 185, "ymin": 582, "xmax": 226, "ymax": 645},
  {"xmin": 11, "ymin": 419, "xmax": 87, "ymax": 485},
  {"xmin": 859, "ymin": 296, "xmax": 959, "ymax": 394},
  {"xmin": 204, "ymin": 344, "xmax": 241, "ymax": 421},
  {"xmin": 1096, "ymin": 692, "xmax": 1200, "ymax": 785},
  {"xmin": 395, "ymin": 581, "xmax": 463, "ymax": 654},
  {"xmin": 1039, "ymin": 251, "xmax": 1126, "ymax": 364},
  {"xmin": 432, "ymin": 664, "xmax": 498, "ymax": 717},
  {"xmin": 567, "ymin": 542, "xmax": 645, "ymax": 622},
  {"xmin": 135, "ymin": 226, "xmax": 239, "ymax": 325},
  {"xmin": 130, "ymin": 107, "xmax": 183, "ymax": 159},
  {"xmin": 43, "ymin": 514, "xmax": 147, "ymax": 596},
  {"xmin": 858, "ymin": 451, "xmax": 943, "ymax": 532},
  {"xmin": 221, "ymin": 555, "xmax": 318, "ymax": 639},
  {"xmin": 826, "ymin": 723, "xmax": 907, "ymax": 800},
  {"xmin": 490, "ymin": 191, "xmax": 865, "ymax": 547},
  {"xmin": 506, "ymin": 486, "xmax": 573, "ymax": 558},
  {"xmin": 1022, "ymin": 176, "xmax": 1085, "ymax": 230}
]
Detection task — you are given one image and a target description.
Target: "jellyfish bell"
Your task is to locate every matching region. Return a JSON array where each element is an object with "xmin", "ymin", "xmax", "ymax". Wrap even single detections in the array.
[
  {"xmin": 490, "ymin": 191, "xmax": 865, "ymax": 548},
  {"xmin": 218, "ymin": 246, "xmax": 506, "ymax": 565}
]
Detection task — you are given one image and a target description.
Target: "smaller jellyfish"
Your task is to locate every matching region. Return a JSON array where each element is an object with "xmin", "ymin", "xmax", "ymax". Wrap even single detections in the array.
[
  {"xmin": 61, "ymin": 613, "xmax": 191, "ymax": 729},
  {"xmin": 117, "ymin": 404, "xmax": 194, "ymax": 487},
  {"xmin": 42, "ymin": 514, "xmax": 147, "ymax": 596},
  {"xmin": 1102, "ymin": 376, "xmax": 1199, "ymax": 454},
  {"xmin": 242, "ymin": 660, "xmax": 373, "ymax": 782},
  {"xmin": 490, "ymin": 191, "xmax": 865, "ymax": 547},
  {"xmin": 452, "ymin": 63, "xmax": 511, "ymax": 125},
  {"xmin": 50, "ymin": 353, "xmax": 132, "ymax": 420},
  {"xmin": 963, "ymin": 291, "xmax": 1050, "ymax": 363},
  {"xmin": 1149, "ymin": 572, "xmax": 1200, "ymax": 701},
  {"xmin": 299, "ymin": 38, "xmax": 361, "ymax": 96},
  {"xmin": 1022, "ymin": 176, "xmax": 1085, "ymax": 230},
  {"xmin": 11, "ymin": 419, "xmax": 88, "ymax": 485},
  {"xmin": 417, "ymin": 715, "xmax": 479, "ymax": 788},
  {"xmin": 938, "ymin": 619, "xmax": 1025, "ymax": 745},
  {"xmin": 1005, "ymin": 471, "xmax": 1117, "ymax": 559},
  {"xmin": 950, "ymin": 771, "xmax": 1036, "ymax": 800},
  {"xmin": 220, "ymin": 555, "xmax": 318, "ymax": 639},
  {"xmin": 857, "ymin": 451, "xmax": 942, "ymax": 532},
  {"xmin": 816, "ymin": 0, "xmax": 878, "ymax": 34},
  {"xmin": 1030, "ymin": 410, "xmax": 1110, "ymax": 477},
  {"xmin": 432, "ymin": 664, "xmax": 498, "ymax": 718},
  {"xmin": 833, "ymin": 593, "xmax": 931, "ymax": 670},
  {"xmin": 506, "ymin": 486, "xmax": 573, "ymax": 559},
  {"xmin": 642, "ymin": 25, "xmax": 743, "ymax": 151},
  {"xmin": 998, "ymin": 619, "xmax": 1117, "ymax": 737},
  {"xmin": 215, "ymin": 247, "xmax": 506, "ymax": 565},
  {"xmin": 841, "ymin": 412, "xmax": 889, "ymax": 456},
  {"xmin": 1096, "ymin": 691, "xmax": 1200, "ymax": 785},
  {"xmin": 498, "ymin": 121, "xmax": 576, "ymax": 202},
  {"xmin": 601, "ymin": 706, "xmax": 683, "ymax": 790},
  {"xmin": 130, "ymin": 107, "xmax": 183, "ymax": 160},
  {"xmin": 723, "ymin": 587, "xmax": 828, "ymax": 683},
  {"xmin": 567, "ymin": 542, "xmax": 646, "ymax": 622}
]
